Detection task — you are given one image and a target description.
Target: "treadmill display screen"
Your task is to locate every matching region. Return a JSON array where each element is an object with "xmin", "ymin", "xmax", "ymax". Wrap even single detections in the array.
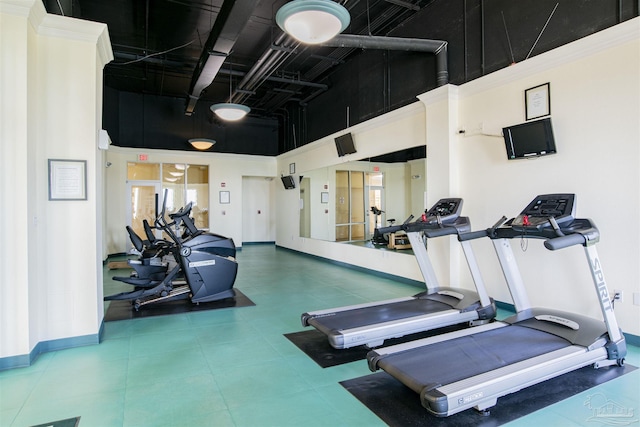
[
  {"xmin": 426, "ymin": 198, "xmax": 463, "ymax": 223},
  {"xmin": 511, "ymin": 194, "xmax": 575, "ymax": 230}
]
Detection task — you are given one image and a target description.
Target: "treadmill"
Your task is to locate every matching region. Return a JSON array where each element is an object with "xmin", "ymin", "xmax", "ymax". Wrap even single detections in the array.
[
  {"xmin": 301, "ymin": 198, "xmax": 496, "ymax": 349},
  {"xmin": 367, "ymin": 194, "xmax": 627, "ymax": 417}
]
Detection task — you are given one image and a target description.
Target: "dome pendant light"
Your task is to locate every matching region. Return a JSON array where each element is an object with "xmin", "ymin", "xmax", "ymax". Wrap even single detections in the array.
[
  {"xmin": 211, "ymin": 64, "xmax": 251, "ymax": 121},
  {"xmin": 188, "ymin": 138, "xmax": 216, "ymax": 150},
  {"xmin": 210, "ymin": 103, "xmax": 251, "ymax": 121},
  {"xmin": 276, "ymin": 0, "xmax": 350, "ymax": 44}
]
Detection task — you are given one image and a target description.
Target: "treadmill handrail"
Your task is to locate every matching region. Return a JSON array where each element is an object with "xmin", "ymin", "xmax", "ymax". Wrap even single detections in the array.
[
  {"xmin": 458, "ymin": 229, "xmax": 489, "ymax": 242},
  {"xmin": 458, "ymin": 216, "xmax": 508, "ymax": 242},
  {"xmin": 408, "ymin": 216, "xmax": 471, "ymax": 235},
  {"xmin": 544, "ymin": 233, "xmax": 585, "ymax": 250},
  {"xmin": 459, "ymin": 216, "xmax": 599, "ymax": 247},
  {"xmin": 492, "ymin": 217, "xmax": 599, "ymax": 242}
]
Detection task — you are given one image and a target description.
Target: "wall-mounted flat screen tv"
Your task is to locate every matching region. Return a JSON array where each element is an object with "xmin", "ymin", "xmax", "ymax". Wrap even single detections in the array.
[
  {"xmin": 335, "ymin": 133, "xmax": 357, "ymax": 157},
  {"xmin": 281, "ymin": 175, "xmax": 296, "ymax": 189},
  {"xmin": 502, "ymin": 118, "xmax": 557, "ymax": 160}
]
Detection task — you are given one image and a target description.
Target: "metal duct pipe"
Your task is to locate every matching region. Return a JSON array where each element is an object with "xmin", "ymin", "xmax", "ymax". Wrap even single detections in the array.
[
  {"xmin": 435, "ymin": 43, "xmax": 448, "ymax": 86},
  {"xmin": 322, "ymin": 34, "xmax": 449, "ymax": 86}
]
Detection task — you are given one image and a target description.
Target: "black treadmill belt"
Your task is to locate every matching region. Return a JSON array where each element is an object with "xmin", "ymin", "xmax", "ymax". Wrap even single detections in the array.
[
  {"xmin": 309, "ymin": 298, "xmax": 453, "ymax": 331},
  {"xmin": 377, "ymin": 325, "xmax": 570, "ymax": 393}
]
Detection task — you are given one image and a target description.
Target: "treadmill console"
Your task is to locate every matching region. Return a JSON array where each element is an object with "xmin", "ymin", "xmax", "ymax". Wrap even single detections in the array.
[
  {"xmin": 425, "ymin": 198, "xmax": 463, "ymax": 224},
  {"xmin": 511, "ymin": 194, "xmax": 575, "ymax": 231}
]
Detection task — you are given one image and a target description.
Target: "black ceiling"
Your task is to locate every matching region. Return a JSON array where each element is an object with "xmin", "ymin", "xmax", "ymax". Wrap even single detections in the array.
[{"xmin": 44, "ymin": 0, "xmax": 637, "ymax": 156}]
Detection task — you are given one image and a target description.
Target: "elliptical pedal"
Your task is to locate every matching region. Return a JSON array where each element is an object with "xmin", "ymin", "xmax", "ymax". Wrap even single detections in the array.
[{"xmin": 133, "ymin": 285, "xmax": 192, "ymax": 310}]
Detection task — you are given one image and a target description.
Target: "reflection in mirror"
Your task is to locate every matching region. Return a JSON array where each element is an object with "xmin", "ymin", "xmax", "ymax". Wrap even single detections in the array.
[{"xmin": 299, "ymin": 146, "xmax": 426, "ymax": 251}]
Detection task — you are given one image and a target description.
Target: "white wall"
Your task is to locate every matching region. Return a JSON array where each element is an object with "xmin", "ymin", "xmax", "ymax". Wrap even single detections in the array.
[
  {"xmin": 104, "ymin": 147, "xmax": 277, "ymax": 254},
  {"xmin": 452, "ymin": 18, "xmax": 639, "ymax": 336},
  {"xmin": 0, "ymin": 0, "xmax": 112, "ymax": 363},
  {"xmin": 274, "ymin": 19, "xmax": 640, "ymax": 336}
]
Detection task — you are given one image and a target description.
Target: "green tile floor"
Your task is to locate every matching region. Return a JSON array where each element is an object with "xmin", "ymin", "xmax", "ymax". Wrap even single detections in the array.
[{"xmin": 1, "ymin": 245, "xmax": 638, "ymax": 426}]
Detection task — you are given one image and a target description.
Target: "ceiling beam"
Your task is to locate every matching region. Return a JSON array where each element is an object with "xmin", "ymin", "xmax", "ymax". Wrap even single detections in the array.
[{"xmin": 185, "ymin": 0, "xmax": 260, "ymax": 115}]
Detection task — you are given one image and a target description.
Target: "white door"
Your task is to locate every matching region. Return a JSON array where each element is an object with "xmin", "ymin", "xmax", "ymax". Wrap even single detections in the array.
[{"xmin": 241, "ymin": 177, "xmax": 275, "ymax": 243}]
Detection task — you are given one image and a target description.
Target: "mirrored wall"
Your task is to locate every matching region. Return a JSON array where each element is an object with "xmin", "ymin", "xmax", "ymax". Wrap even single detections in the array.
[{"xmin": 299, "ymin": 146, "xmax": 426, "ymax": 249}]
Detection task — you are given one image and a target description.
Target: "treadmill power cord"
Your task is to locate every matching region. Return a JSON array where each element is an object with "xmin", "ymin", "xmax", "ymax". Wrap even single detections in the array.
[{"xmin": 611, "ymin": 291, "xmax": 622, "ymax": 309}]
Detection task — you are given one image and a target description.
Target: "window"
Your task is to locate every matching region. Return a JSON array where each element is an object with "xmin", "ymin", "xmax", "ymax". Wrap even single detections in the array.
[
  {"xmin": 126, "ymin": 162, "xmax": 209, "ymax": 232},
  {"xmin": 163, "ymin": 163, "xmax": 209, "ymax": 230}
]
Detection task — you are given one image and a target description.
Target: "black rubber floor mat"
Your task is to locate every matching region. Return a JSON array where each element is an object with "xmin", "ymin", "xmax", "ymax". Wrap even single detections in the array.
[
  {"xmin": 31, "ymin": 417, "xmax": 80, "ymax": 427},
  {"xmin": 340, "ymin": 364, "xmax": 636, "ymax": 426},
  {"xmin": 285, "ymin": 323, "xmax": 466, "ymax": 368},
  {"xmin": 104, "ymin": 289, "xmax": 255, "ymax": 321}
]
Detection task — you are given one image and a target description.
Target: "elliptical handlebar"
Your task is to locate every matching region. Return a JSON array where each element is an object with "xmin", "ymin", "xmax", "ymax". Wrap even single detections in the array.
[
  {"xmin": 153, "ymin": 189, "xmax": 183, "ymax": 247},
  {"xmin": 155, "ymin": 189, "xmax": 169, "ymax": 229}
]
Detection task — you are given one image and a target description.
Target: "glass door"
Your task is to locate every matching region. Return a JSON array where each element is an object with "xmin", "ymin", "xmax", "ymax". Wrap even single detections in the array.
[
  {"xmin": 335, "ymin": 170, "xmax": 366, "ymax": 242},
  {"xmin": 126, "ymin": 181, "xmax": 162, "ymax": 251}
]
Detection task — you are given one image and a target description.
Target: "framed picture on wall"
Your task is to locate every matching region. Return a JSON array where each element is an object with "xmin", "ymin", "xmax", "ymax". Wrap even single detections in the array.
[
  {"xmin": 48, "ymin": 159, "xmax": 87, "ymax": 201},
  {"xmin": 219, "ymin": 191, "xmax": 230, "ymax": 204},
  {"xmin": 525, "ymin": 83, "xmax": 550, "ymax": 120}
]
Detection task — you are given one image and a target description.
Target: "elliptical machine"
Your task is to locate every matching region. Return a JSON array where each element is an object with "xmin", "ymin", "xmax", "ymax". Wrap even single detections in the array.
[
  {"xmin": 114, "ymin": 220, "xmax": 172, "ymax": 283},
  {"xmin": 105, "ymin": 191, "xmax": 238, "ymax": 310},
  {"xmin": 113, "ymin": 202, "xmax": 198, "ymax": 284}
]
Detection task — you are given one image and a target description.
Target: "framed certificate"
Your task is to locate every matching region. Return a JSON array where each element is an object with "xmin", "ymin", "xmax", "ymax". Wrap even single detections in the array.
[
  {"xmin": 525, "ymin": 83, "xmax": 550, "ymax": 120},
  {"xmin": 219, "ymin": 191, "xmax": 230, "ymax": 204},
  {"xmin": 48, "ymin": 159, "xmax": 87, "ymax": 201}
]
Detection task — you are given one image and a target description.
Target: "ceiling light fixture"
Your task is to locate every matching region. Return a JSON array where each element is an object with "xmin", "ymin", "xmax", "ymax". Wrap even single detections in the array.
[
  {"xmin": 210, "ymin": 103, "xmax": 251, "ymax": 121},
  {"xmin": 188, "ymin": 138, "xmax": 216, "ymax": 150},
  {"xmin": 211, "ymin": 63, "xmax": 251, "ymax": 121},
  {"xmin": 276, "ymin": 0, "xmax": 350, "ymax": 44}
]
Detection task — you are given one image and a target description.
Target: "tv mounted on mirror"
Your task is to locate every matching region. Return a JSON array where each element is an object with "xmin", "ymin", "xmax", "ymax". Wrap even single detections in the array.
[
  {"xmin": 335, "ymin": 133, "xmax": 357, "ymax": 157},
  {"xmin": 281, "ymin": 175, "xmax": 296, "ymax": 189},
  {"xmin": 503, "ymin": 117, "xmax": 557, "ymax": 160}
]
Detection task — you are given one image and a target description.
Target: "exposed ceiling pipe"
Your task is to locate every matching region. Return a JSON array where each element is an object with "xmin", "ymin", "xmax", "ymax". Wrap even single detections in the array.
[
  {"xmin": 185, "ymin": 0, "xmax": 260, "ymax": 116},
  {"xmin": 232, "ymin": 35, "xmax": 300, "ymax": 104},
  {"xmin": 322, "ymin": 34, "xmax": 449, "ymax": 86},
  {"xmin": 232, "ymin": 33, "xmax": 289, "ymax": 103},
  {"xmin": 225, "ymin": 2, "xmax": 423, "ymax": 115},
  {"xmin": 219, "ymin": 68, "xmax": 328, "ymax": 90},
  {"xmin": 243, "ymin": 48, "xmax": 299, "ymax": 100},
  {"xmin": 264, "ymin": 75, "xmax": 328, "ymax": 90},
  {"xmin": 383, "ymin": 0, "xmax": 420, "ymax": 11}
]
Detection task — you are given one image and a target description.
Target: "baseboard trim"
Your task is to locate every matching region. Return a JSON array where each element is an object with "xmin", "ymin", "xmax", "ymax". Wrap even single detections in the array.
[
  {"xmin": 0, "ymin": 321, "xmax": 104, "ymax": 371},
  {"xmin": 275, "ymin": 245, "xmax": 425, "ymax": 289}
]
